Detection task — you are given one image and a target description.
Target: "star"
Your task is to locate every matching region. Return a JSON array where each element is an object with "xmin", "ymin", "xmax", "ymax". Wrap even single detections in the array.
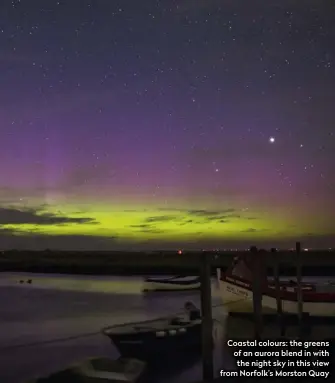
[{"xmin": 0, "ymin": 0, "xmax": 333, "ymax": 250}]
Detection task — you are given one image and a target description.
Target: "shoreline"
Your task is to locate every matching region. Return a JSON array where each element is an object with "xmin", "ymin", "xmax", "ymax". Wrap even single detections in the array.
[
  {"xmin": 1, "ymin": 250, "xmax": 335, "ymax": 277},
  {"xmin": 1, "ymin": 264, "xmax": 335, "ymax": 277}
]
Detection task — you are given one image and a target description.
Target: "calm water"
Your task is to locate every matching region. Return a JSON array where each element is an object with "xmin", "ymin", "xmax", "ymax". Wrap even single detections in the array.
[
  {"xmin": 1, "ymin": 272, "xmax": 333, "ymax": 382},
  {"xmin": 0, "ymin": 273, "xmax": 232, "ymax": 383}
]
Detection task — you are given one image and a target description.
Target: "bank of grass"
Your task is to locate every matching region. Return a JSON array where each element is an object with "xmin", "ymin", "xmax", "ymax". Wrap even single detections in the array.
[
  {"xmin": 0, "ymin": 251, "xmax": 205, "ymax": 275},
  {"xmin": 1, "ymin": 250, "xmax": 335, "ymax": 276}
]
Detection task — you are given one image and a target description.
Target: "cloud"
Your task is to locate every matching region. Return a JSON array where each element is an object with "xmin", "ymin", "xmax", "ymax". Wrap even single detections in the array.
[
  {"xmin": 0, "ymin": 227, "xmax": 17, "ymax": 235},
  {"xmin": 0, "ymin": 207, "xmax": 96, "ymax": 225},
  {"xmin": 129, "ymin": 224, "xmax": 151, "ymax": 229},
  {"xmin": 179, "ymin": 219, "xmax": 194, "ymax": 226},
  {"xmin": 127, "ymin": 209, "xmax": 241, "ymax": 232},
  {"xmin": 204, "ymin": 215, "xmax": 230, "ymax": 221},
  {"xmin": 144, "ymin": 215, "xmax": 178, "ymax": 223},
  {"xmin": 0, "ymin": 230, "xmax": 121, "ymax": 251},
  {"xmin": 187, "ymin": 209, "xmax": 236, "ymax": 216},
  {"xmin": 185, "ymin": 208, "xmax": 240, "ymax": 223},
  {"xmin": 241, "ymin": 228, "xmax": 269, "ymax": 233},
  {"xmin": 129, "ymin": 223, "xmax": 164, "ymax": 234},
  {"xmin": 141, "ymin": 209, "xmax": 241, "ymax": 226},
  {"xmin": 138, "ymin": 227, "xmax": 164, "ymax": 234},
  {"xmin": 242, "ymin": 228, "xmax": 258, "ymax": 233},
  {"xmin": 136, "ymin": 208, "xmax": 244, "ymax": 227}
]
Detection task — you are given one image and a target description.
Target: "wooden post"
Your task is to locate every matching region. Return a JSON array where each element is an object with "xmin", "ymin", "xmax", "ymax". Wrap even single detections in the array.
[
  {"xmin": 271, "ymin": 247, "xmax": 285, "ymax": 336},
  {"xmin": 296, "ymin": 241, "xmax": 303, "ymax": 337},
  {"xmin": 250, "ymin": 246, "xmax": 262, "ymax": 339},
  {"xmin": 200, "ymin": 252, "xmax": 214, "ymax": 381}
]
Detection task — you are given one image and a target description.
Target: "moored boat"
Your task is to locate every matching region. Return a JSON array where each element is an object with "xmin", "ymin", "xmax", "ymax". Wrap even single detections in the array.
[
  {"xmin": 102, "ymin": 303, "xmax": 203, "ymax": 360},
  {"xmin": 217, "ymin": 254, "xmax": 335, "ymax": 317},
  {"xmin": 142, "ymin": 275, "xmax": 200, "ymax": 292}
]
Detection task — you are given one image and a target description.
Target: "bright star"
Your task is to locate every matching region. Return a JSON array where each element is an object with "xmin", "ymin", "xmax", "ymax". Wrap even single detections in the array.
[{"xmin": 269, "ymin": 137, "xmax": 275, "ymax": 143}]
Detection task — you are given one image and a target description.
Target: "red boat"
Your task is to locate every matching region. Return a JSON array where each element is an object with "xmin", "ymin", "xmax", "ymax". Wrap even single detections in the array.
[{"xmin": 217, "ymin": 254, "xmax": 335, "ymax": 317}]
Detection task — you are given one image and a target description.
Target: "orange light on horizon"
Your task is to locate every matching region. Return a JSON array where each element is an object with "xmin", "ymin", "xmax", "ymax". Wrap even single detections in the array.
[{"xmin": 178, "ymin": 250, "xmax": 182, "ymax": 255}]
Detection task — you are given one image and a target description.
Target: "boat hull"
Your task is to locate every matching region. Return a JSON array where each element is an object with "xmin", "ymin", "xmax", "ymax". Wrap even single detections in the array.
[
  {"xmin": 106, "ymin": 323, "xmax": 202, "ymax": 360},
  {"xmin": 219, "ymin": 279, "xmax": 335, "ymax": 317},
  {"xmin": 142, "ymin": 281, "xmax": 200, "ymax": 292},
  {"xmin": 142, "ymin": 276, "xmax": 200, "ymax": 292}
]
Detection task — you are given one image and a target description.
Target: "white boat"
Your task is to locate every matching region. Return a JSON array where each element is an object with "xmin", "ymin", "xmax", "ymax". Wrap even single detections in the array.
[
  {"xmin": 142, "ymin": 275, "xmax": 200, "ymax": 292},
  {"xmin": 217, "ymin": 254, "xmax": 335, "ymax": 317},
  {"xmin": 29, "ymin": 357, "xmax": 146, "ymax": 383}
]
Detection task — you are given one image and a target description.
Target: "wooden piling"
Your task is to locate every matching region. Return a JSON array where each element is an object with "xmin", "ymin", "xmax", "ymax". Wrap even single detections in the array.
[
  {"xmin": 271, "ymin": 247, "xmax": 285, "ymax": 336},
  {"xmin": 199, "ymin": 252, "xmax": 214, "ymax": 381},
  {"xmin": 250, "ymin": 246, "xmax": 262, "ymax": 339},
  {"xmin": 296, "ymin": 241, "xmax": 304, "ymax": 337}
]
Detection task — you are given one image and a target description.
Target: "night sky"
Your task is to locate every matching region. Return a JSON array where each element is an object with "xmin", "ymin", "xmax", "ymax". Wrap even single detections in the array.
[{"xmin": 1, "ymin": 0, "xmax": 334, "ymax": 250}]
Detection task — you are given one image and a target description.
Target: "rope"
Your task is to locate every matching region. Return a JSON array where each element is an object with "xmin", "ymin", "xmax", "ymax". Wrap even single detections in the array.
[{"xmin": 0, "ymin": 301, "xmax": 240, "ymax": 352}]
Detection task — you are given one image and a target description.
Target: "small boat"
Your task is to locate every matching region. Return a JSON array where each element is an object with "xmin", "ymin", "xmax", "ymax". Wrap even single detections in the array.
[
  {"xmin": 142, "ymin": 275, "xmax": 200, "ymax": 292},
  {"xmin": 217, "ymin": 254, "xmax": 335, "ymax": 317},
  {"xmin": 102, "ymin": 303, "xmax": 203, "ymax": 360},
  {"xmin": 28, "ymin": 357, "xmax": 146, "ymax": 383}
]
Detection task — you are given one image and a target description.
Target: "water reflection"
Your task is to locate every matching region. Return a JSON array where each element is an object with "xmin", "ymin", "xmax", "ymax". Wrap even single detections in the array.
[{"xmin": 0, "ymin": 274, "xmax": 227, "ymax": 383}]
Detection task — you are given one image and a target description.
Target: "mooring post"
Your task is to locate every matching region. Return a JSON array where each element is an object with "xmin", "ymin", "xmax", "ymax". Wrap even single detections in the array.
[
  {"xmin": 250, "ymin": 246, "xmax": 262, "ymax": 339},
  {"xmin": 296, "ymin": 241, "xmax": 304, "ymax": 337},
  {"xmin": 200, "ymin": 252, "xmax": 214, "ymax": 381},
  {"xmin": 271, "ymin": 247, "xmax": 284, "ymax": 336}
]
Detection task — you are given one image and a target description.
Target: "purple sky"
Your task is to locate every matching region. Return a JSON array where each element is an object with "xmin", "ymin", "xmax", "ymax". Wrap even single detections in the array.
[{"xmin": 0, "ymin": 0, "xmax": 334, "ymax": 250}]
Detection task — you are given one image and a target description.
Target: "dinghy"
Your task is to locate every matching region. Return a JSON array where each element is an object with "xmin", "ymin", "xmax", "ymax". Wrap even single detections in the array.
[
  {"xmin": 217, "ymin": 254, "xmax": 335, "ymax": 317},
  {"xmin": 102, "ymin": 303, "xmax": 202, "ymax": 360},
  {"xmin": 29, "ymin": 357, "xmax": 146, "ymax": 383},
  {"xmin": 142, "ymin": 275, "xmax": 200, "ymax": 292}
]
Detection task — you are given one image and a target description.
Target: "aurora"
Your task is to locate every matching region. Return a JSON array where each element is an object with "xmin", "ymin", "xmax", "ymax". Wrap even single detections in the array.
[{"xmin": 0, "ymin": 0, "xmax": 334, "ymax": 250}]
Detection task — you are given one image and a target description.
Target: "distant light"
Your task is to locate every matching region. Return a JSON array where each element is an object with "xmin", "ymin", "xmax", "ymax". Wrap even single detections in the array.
[
  {"xmin": 304, "ymin": 248, "xmax": 309, "ymax": 251},
  {"xmin": 269, "ymin": 137, "xmax": 275, "ymax": 143},
  {"xmin": 178, "ymin": 250, "xmax": 182, "ymax": 255}
]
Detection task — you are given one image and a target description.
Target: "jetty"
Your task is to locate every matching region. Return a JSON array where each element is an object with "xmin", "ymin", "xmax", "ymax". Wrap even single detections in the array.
[{"xmin": 197, "ymin": 242, "xmax": 335, "ymax": 382}]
